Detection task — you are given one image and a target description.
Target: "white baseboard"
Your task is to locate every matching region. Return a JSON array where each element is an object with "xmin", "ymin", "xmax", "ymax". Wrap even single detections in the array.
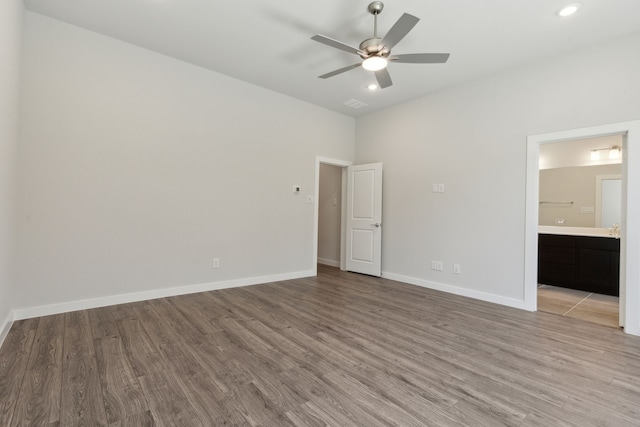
[
  {"xmin": 381, "ymin": 271, "xmax": 526, "ymax": 310},
  {"xmin": 0, "ymin": 311, "xmax": 14, "ymax": 349},
  {"xmin": 317, "ymin": 257, "xmax": 340, "ymax": 268},
  {"xmin": 11, "ymin": 270, "xmax": 315, "ymax": 321}
]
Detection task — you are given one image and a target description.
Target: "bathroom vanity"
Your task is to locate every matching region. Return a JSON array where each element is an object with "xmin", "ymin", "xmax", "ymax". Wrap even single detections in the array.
[{"xmin": 538, "ymin": 226, "xmax": 620, "ymax": 296}]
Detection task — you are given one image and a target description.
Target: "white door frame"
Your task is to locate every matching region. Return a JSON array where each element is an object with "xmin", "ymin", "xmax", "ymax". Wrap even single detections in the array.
[
  {"xmin": 313, "ymin": 156, "xmax": 352, "ymax": 275},
  {"xmin": 524, "ymin": 120, "xmax": 640, "ymax": 336}
]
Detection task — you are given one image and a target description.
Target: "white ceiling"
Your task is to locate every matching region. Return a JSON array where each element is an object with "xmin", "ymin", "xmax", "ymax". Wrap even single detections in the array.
[{"xmin": 23, "ymin": 0, "xmax": 640, "ymax": 117}]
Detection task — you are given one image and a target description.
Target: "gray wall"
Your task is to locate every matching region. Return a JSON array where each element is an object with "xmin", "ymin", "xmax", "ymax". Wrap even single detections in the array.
[
  {"xmin": 15, "ymin": 13, "xmax": 355, "ymax": 312},
  {"xmin": 0, "ymin": 0, "xmax": 23, "ymax": 337},
  {"xmin": 356, "ymin": 32, "xmax": 640, "ymax": 304}
]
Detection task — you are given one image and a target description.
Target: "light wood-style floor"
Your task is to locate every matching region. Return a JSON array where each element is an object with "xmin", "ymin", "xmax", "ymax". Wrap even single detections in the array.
[
  {"xmin": 2, "ymin": 265, "xmax": 640, "ymax": 426},
  {"xmin": 537, "ymin": 285, "xmax": 620, "ymax": 328}
]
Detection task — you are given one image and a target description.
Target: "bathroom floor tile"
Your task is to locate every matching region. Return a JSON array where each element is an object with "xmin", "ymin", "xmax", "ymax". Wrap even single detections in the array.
[
  {"xmin": 537, "ymin": 285, "xmax": 619, "ymax": 328},
  {"xmin": 565, "ymin": 307, "xmax": 620, "ymax": 328}
]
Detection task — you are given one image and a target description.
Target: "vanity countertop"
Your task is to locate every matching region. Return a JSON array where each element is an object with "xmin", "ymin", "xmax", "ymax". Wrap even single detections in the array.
[{"xmin": 538, "ymin": 225, "xmax": 617, "ymax": 238}]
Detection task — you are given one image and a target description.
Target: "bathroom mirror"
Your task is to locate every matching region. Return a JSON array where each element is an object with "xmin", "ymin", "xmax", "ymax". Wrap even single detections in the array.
[{"xmin": 538, "ymin": 134, "xmax": 623, "ymax": 228}]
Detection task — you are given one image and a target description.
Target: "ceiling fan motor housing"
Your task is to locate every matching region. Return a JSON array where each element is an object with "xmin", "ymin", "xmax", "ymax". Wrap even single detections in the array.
[{"xmin": 359, "ymin": 37, "xmax": 389, "ymax": 58}]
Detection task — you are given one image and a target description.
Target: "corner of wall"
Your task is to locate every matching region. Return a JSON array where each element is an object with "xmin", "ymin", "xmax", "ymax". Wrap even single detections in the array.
[
  {"xmin": 0, "ymin": 0, "xmax": 25, "ymax": 349},
  {"xmin": 0, "ymin": 312, "xmax": 14, "ymax": 348}
]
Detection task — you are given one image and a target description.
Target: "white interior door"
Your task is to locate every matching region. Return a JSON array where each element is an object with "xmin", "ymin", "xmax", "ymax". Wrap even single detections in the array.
[{"xmin": 346, "ymin": 163, "xmax": 382, "ymax": 276}]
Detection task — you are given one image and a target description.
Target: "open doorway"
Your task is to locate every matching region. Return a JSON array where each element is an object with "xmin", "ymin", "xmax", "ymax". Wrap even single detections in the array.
[
  {"xmin": 524, "ymin": 120, "xmax": 640, "ymax": 336},
  {"xmin": 317, "ymin": 163, "xmax": 344, "ymax": 268},
  {"xmin": 313, "ymin": 158, "xmax": 384, "ymax": 277},
  {"xmin": 536, "ymin": 135, "xmax": 622, "ymax": 328},
  {"xmin": 312, "ymin": 157, "xmax": 351, "ymax": 275}
]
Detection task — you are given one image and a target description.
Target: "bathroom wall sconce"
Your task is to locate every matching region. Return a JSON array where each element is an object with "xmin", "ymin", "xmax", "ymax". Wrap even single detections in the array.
[{"xmin": 590, "ymin": 146, "xmax": 621, "ymax": 161}]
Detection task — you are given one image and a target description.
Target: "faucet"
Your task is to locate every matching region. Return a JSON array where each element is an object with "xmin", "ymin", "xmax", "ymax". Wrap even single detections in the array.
[{"xmin": 612, "ymin": 223, "xmax": 620, "ymax": 238}]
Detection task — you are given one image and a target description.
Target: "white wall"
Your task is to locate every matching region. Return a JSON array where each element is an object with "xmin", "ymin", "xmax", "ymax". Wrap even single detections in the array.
[
  {"xmin": 15, "ymin": 13, "xmax": 355, "ymax": 315},
  {"xmin": 356, "ymin": 32, "xmax": 640, "ymax": 306},
  {"xmin": 0, "ymin": 0, "xmax": 23, "ymax": 341},
  {"xmin": 317, "ymin": 163, "xmax": 342, "ymax": 266}
]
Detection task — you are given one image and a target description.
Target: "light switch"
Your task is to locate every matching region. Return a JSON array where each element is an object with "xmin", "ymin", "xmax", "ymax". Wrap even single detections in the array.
[
  {"xmin": 307, "ymin": 195, "xmax": 314, "ymax": 204},
  {"xmin": 438, "ymin": 183, "xmax": 445, "ymax": 193}
]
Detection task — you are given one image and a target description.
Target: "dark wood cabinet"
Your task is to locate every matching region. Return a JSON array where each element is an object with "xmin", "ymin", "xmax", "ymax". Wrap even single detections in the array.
[{"xmin": 538, "ymin": 234, "xmax": 620, "ymax": 296}]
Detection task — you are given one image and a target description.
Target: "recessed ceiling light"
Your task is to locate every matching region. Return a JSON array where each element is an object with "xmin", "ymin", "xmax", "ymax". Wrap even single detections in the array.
[
  {"xmin": 368, "ymin": 84, "xmax": 378, "ymax": 91},
  {"xmin": 557, "ymin": 3, "xmax": 581, "ymax": 17}
]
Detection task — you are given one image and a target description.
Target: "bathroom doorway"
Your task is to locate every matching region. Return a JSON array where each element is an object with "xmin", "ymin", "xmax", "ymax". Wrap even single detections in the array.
[
  {"xmin": 524, "ymin": 120, "xmax": 640, "ymax": 336},
  {"xmin": 537, "ymin": 135, "xmax": 622, "ymax": 328}
]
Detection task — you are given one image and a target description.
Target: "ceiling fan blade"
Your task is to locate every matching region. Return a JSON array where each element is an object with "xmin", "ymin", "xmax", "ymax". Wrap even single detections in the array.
[
  {"xmin": 374, "ymin": 68, "xmax": 393, "ymax": 89},
  {"xmin": 380, "ymin": 13, "xmax": 420, "ymax": 50},
  {"xmin": 311, "ymin": 34, "xmax": 363, "ymax": 55},
  {"xmin": 390, "ymin": 53, "xmax": 450, "ymax": 63},
  {"xmin": 318, "ymin": 63, "xmax": 362, "ymax": 79}
]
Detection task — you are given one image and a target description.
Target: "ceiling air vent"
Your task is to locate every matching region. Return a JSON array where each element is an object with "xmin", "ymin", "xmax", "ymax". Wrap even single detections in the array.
[{"xmin": 343, "ymin": 98, "xmax": 368, "ymax": 109}]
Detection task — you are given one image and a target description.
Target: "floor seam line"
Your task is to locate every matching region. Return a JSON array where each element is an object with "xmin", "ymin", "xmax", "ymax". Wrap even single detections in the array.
[{"xmin": 562, "ymin": 293, "xmax": 592, "ymax": 316}]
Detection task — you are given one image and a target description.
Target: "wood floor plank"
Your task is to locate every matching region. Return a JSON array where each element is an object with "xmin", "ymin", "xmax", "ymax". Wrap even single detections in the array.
[
  {"xmin": 2, "ymin": 265, "xmax": 640, "ymax": 426},
  {"xmin": 0, "ymin": 319, "xmax": 38, "ymax": 425},
  {"xmin": 88, "ymin": 306, "xmax": 120, "ymax": 339},
  {"xmin": 93, "ymin": 335, "xmax": 150, "ymax": 425},
  {"xmin": 226, "ymin": 382, "xmax": 289, "ymax": 427},
  {"xmin": 11, "ymin": 315, "xmax": 65, "ymax": 425},
  {"xmin": 107, "ymin": 409, "xmax": 155, "ymax": 427},
  {"xmin": 115, "ymin": 317, "xmax": 166, "ymax": 377},
  {"xmin": 174, "ymin": 372, "xmax": 247, "ymax": 426},
  {"xmin": 60, "ymin": 310, "xmax": 108, "ymax": 426},
  {"xmin": 136, "ymin": 371, "xmax": 203, "ymax": 427}
]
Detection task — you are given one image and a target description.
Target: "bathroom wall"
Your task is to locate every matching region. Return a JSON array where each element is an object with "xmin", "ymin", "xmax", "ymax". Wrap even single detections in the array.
[{"xmin": 539, "ymin": 164, "xmax": 621, "ymax": 227}]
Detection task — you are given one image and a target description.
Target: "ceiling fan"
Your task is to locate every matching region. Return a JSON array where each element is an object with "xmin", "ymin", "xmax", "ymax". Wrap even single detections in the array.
[{"xmin": 311, "ymin": 1, "xmax": 450, "ymax": 89}]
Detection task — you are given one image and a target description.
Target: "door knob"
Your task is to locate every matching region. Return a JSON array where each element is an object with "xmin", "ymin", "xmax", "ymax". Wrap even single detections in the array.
[{"xmin": 371, "ymin": 223, "xmax": 381, "ymax": 228}]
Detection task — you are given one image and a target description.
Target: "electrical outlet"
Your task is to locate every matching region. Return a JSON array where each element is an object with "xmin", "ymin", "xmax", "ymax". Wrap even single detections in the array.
[
  {"xmin": 453, "ymin": 264, "xmax": 461, "ymax": 274},
  {"xmin": 307, "ymin": 195, "xmax": 314, "ymax": 204},
  {"xmin": 213, "ymin": 258, "xmax": 220, "ymax": 269}
]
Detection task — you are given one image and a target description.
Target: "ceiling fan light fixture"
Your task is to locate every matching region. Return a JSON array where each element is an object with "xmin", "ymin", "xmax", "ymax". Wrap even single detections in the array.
[
  {"xmin": 368, "ymin": 83, "xmax": 379, "ymax": 90},
  {"xmin": 362, "ymin": 56, "xmax": 388, "ymax": 71},
  {"xmin": 557, "ymin": 3, "xmax": 581, "ymax": 17}
]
